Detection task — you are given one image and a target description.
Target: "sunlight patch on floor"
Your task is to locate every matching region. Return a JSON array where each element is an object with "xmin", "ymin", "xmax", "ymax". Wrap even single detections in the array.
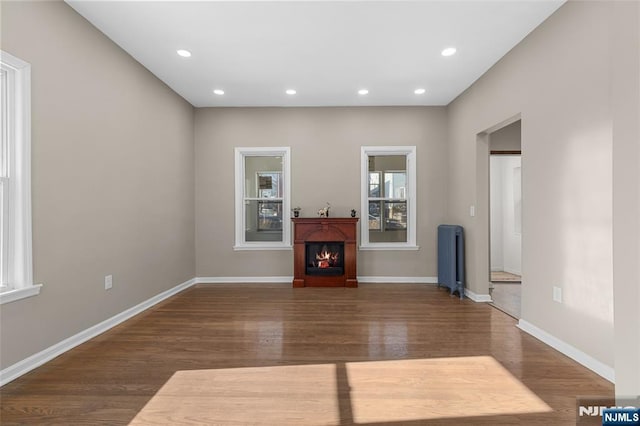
[
  {"xmin": 129, "ymin": 364, "xmax": 340, "ymax": 426},
  {"xmin": 129, "ymin": 356, "xmax": 551, "ymax": 425},
  {"xmin": 346, "ymin": 356, "xmax": 552, "ymax": 423}
]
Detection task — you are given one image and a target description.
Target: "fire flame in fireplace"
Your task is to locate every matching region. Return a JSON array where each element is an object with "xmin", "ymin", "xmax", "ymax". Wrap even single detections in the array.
[{"xmin": 315, "ymin": 245, "xmax": 340, "ymax": 268}]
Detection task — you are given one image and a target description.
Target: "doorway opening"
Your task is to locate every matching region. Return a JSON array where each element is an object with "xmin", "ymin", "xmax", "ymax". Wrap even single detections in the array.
[{"xmin": 488, "ymin": 120, "xmax": 522, "ymax": 318}]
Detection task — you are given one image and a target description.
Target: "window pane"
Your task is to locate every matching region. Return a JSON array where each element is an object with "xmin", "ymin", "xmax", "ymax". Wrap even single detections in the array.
[
  {"xmin": 257, "ymin": 172, "xmax": 281, "ymax": 199},
  {"xmin": 0, "ymin": 69, "xmax": 6, "ymax": 178},
  {"xmin": 362, "ymin": 147, "xmax": 416, "ymax": 247},
  {"xmin": 369, "ymin": 201, "xmax": 407, "ymax": 243},
  {"xmin": 368, "ymin": 155, "xmax": 405, "ymax": 198},
  {"xmin": 245, "ymin": 200, "xmax": 283, "ymax": 242},
  {"xmin": 245, "ymin": 156, "xmax": 282, "ymax": 198},
  {"xmin": 385, "ymin": 172, "xmax": 406, "ymax": 199},
  {"xmin": 368, "ymin": 200, "xmax": 381, "ymax": 230},
  {"xmin": 235, "ymin": 148, "xmax": 290, "ymax": 248},
  {"xmin": 368, "ymin": 172, "xmax": 380, "ymax": 197}
]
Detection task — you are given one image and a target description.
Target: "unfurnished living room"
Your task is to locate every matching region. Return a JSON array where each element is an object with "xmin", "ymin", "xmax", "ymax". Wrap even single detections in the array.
[{"xmin": 1, "ymin": 1, "xmax": 639, "ymax": 425}]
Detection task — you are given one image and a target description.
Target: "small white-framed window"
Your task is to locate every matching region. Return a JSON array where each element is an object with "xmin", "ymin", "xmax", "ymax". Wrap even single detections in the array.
[
  {"xmin": 0, "ymin": 50, "xmax": 41, "ymax": 304},
  {"xmin": 234, "ymin": 147, "xmax": 291, "ymax": 250},
  {"xmin": 360, "ymin": 146, "xmax": 418, "ymax": 250}
]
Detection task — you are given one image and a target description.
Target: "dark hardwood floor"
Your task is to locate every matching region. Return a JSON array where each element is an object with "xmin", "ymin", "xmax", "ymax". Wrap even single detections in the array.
[{"xmin": 0, "ymin": 284, "xmax": 613, "ymax": 425}]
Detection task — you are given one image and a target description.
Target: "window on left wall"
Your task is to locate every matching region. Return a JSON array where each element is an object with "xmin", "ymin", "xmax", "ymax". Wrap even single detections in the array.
[
  {"xmin": 0, "ymin": 51, "xmax": 41, "ymax": 304},
  {"xmin": 234, "ymin": 147, "xmax": 291, "ymax": 250}
]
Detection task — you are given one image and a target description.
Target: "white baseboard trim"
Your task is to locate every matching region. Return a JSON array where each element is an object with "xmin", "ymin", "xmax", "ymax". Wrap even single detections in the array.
[
  {"xmin": 357, "ymin": 276, "xmax": 438, "ymax": 284},
  {"xmin": 194, "ymin": 276, "xmax": 438, "ymax": 284},
  {"xmin": 517, "ymin": 319, "xmax": 615, "ymax": 383},
  {"xmin": 0, "ymin": 275, "xmax": 468, "ymax": 386},
  {"xmin": 195, "ymin": 276, "xmax": 293, "ymax": 284},
  {"xmin": 464, "ymin": 288, "xmax": 492, "ymax": 302},
  {"xmin": 0, "ymin": 278, "xmax": 196, "ymax": 387}
]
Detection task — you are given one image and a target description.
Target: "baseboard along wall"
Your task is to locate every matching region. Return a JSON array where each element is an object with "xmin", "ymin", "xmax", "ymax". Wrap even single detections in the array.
[
  {"xmin": 0, "ymin": 278, "xmax": 195, "ymax": 387},
  {"xmin": 464, "ymin": 288, "xmax": 493, "ymax": 302},
  {"xmin": 517, "ymin": 319, "xmax": 614, "ymax": 383},
  {"xmin": 1, "ymin": 276, "xmax": 612, "ymax": 387}
]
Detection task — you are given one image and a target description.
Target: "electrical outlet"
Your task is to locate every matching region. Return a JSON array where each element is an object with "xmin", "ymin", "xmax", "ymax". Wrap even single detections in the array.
[
  {"xmin": 553, "ymin": 286, "xmax": 562, "ymax": 303},
  {"xmin": 105, "ymin": 275, "xmax": 113, "ymax": 290}
]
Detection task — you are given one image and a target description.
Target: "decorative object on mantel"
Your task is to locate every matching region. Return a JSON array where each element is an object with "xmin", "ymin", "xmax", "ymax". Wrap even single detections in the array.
[
  {"xmin": 317, "ymin": 202, "xmax": 331, "ymax": 218},
  {"xmin": 350, "ymin": 209, "xmax": 357, "ymax": 218},
  {"xmin": 292, "ymin": 207, "xmax": 301, "ymax": 218}
]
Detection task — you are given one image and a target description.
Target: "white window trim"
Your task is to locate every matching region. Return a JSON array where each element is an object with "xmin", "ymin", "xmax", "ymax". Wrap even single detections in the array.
[
  {"xmin": 0, "ymin": 50, "xmax": 41, "ymax": 305},
  {"xmin": 360, "ymin": 146, "xmax": 418, "ymax": 250},
  {"xmin": 234, "ymin": 147, "xmax": 292, "ymax": 250},
  {"xmin": 1, "ymin": 68, "xmax": 8, "ymax": 288}
]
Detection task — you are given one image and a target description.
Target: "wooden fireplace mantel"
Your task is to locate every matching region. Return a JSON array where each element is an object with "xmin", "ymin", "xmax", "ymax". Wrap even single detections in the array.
[{"xmin": 292, "ymin": 217, "xmax": 358, "ymax": 288}]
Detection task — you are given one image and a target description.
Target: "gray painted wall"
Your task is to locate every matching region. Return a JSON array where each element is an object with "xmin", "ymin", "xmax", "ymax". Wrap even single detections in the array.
[
  {"xmin": 195, "ymin": 107, "xmax": 448, "ymax": 278},
  {"xmin": 490, "ymin": 121, "xmax": 521, "ymax": 152},
  {"xmin": 0, "ymin": 1, "xmax": 195, "ymax": 369},
  {"xmin": 447, "ymin": 0, "xmax": 616, "ymax": 368},
  {"xmin": 611, "ymin": 0, "xmax": 640, "ymax": 399}
]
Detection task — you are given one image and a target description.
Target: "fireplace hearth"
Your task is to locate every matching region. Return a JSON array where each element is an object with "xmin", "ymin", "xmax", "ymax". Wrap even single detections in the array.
[{"xmin": 292, "ymin": 218, "xmax": 358, "ymax": 287}]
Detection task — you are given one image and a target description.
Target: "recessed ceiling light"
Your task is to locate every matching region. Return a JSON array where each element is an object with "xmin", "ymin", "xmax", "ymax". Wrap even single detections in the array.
[
  {"xmin": 358, "ymin": 89, "xmax": 369, "ymax": 95},
  {"xmin": 441, "ymin": 47, "xmax": 457, "ymax": 57},
  {"xmin": 286, "ymin": 89, "xmax": 297, "ymax": 95},
  {"xmin": 213, "ymin": 89, "xmax": 225, "ymax": 95},
  {"xmin": 414, "ymin": 88, "xmax": 426, "ymax": 95},
  {"xmin": 176, "ymin": 49, "xmax": 192, "ymax": 58}
]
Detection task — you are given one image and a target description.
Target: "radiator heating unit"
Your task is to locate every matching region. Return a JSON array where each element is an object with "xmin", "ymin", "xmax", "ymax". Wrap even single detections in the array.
[{"xmin": 437, "ymin": 224, "xmax": 465, "ymax": 299}]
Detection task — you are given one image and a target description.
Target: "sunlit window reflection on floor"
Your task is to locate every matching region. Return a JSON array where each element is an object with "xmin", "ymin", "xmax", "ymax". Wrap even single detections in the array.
[
  {"xmin": 346, "ymin": 356, "xmax": 551, "ymax": 423},
  {"xmin": 129, "ymin": 364, "xmax": 340, "ymax": 425},
  {"xmin": 129, "ymin": 356, "xmax": 551, "ymax": 425}
]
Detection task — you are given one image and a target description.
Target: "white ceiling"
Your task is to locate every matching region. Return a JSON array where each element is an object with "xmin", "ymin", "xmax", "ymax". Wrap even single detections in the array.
[{"xmin": 66, "ymin": 1, "xmax": 565, "ymax": 107}]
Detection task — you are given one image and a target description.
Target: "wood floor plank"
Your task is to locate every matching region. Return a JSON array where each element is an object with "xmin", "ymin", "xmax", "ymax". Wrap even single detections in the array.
[{"xmin": 0, "ymin": 284, "xmax": 613, "ymax": 425}]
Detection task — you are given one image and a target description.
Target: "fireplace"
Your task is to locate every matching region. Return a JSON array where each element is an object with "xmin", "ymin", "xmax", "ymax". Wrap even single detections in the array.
[
  {"xmin": 306, "ymin": 242, "xmax": 344, "ymax": 276},
  {"xmin": 292, "ymin": 217, "xmax": 358, "ymax": 287}
]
